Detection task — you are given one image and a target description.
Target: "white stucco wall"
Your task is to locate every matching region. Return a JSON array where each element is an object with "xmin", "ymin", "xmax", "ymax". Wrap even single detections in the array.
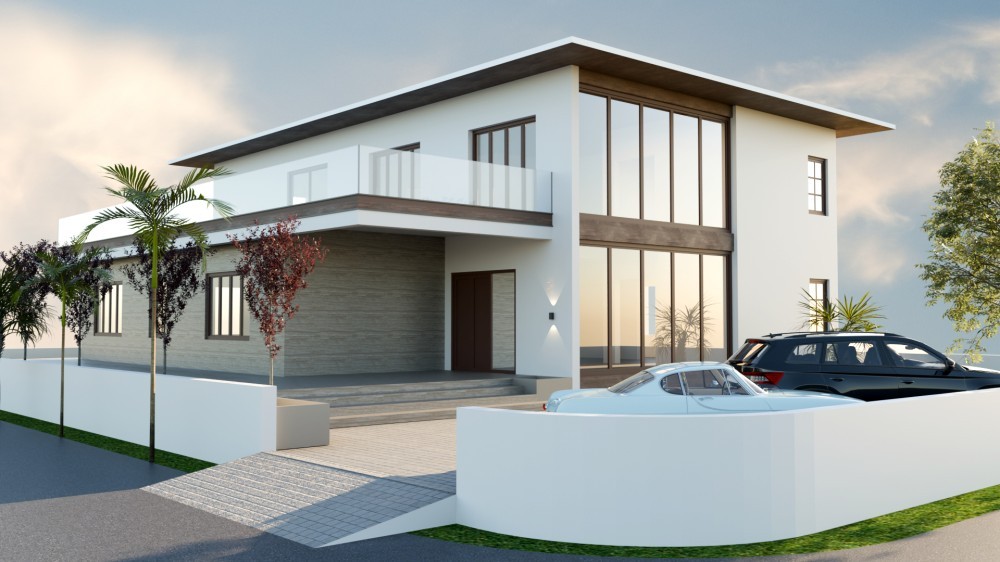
[
  {"xmin": 457, "ymin": 389, "xmax": 1000, "ymax": 546},
  {"xmin": 731, "ymin": 106, "xmax": 838, "ymax": 343}
]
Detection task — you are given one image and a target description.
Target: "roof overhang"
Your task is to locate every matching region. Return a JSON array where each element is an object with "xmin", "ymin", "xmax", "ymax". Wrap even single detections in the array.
[{"xmin": 172, "ymin": 37, "xmax": 894, "ymax": 168}]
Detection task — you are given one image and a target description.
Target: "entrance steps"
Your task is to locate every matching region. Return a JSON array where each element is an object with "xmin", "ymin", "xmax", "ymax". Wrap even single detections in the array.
[{"xmin": 278, "ymin": 376, "xmax": 546, "ymax": 428}]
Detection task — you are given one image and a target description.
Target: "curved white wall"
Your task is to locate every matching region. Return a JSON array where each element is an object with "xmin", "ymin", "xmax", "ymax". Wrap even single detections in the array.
[{"xmin": 457, "ymin": 390, "xmax": 1000, "ymax": 546}]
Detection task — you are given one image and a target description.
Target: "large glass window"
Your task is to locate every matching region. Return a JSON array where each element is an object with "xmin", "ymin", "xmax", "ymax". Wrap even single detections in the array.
[
  {"xmin": 580, "ymin": 91, "xmax": 727, "ymax": 226},
  {"xmin": 581, "ymin": 247, "xmax": 728, "ymax": 368},
  {"xmin": 371, "ymin": 143, "xmax": 420, "ymax": 198},
  {"xmin": 95, "ymin": 282, "xmax": 122, "ymax": 336},
  {"xmin": 580, "ymin": 93, "xmax": 608, "ymax": 215},
  {"xmin": 472, "ymin": 118, "xmax": 535, "ymax": 209},
  {"xmin": 207, "ymin": 273, "xmax": 245, "ymax": 339},
  {"xmin": 579, "ymin": 246, "xmax": 609, "ymax": 367}
]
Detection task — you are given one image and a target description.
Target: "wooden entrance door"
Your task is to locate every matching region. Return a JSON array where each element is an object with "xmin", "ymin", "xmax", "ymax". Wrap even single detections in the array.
[{"xmin": 452, "ymin": 272, "xmax": 494, "ymax": 372}]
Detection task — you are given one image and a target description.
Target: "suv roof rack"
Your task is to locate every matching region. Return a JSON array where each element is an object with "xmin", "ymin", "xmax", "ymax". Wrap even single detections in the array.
[{"xmin": 761, "ymin": 331, "xmax": 900, "ymax": 338}]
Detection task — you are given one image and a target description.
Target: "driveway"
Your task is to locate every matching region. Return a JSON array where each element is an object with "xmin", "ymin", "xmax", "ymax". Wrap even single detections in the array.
[{"xmin": 3, "ymin": 420, "xmax": 1000, "ymax": 561}]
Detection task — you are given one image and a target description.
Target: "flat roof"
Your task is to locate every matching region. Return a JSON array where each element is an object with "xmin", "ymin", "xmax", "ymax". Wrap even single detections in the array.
[{"xmin": 172, "ymin": 37, "xmax": 894, "ymax": 168}]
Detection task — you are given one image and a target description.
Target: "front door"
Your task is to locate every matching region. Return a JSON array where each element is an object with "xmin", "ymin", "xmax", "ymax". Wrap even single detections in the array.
[{"xmin": 452, "ymin": 271, "xmax": 515, "ymax": 372}]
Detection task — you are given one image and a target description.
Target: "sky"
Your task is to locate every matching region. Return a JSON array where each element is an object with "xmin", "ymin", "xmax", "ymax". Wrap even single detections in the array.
[{"xmin": 2, "ymin": 0, "xmax": 999, "ymax": 355}]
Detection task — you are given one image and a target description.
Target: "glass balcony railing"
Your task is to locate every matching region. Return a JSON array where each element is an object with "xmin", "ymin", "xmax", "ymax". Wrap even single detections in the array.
[{"xmin": 218, "ymin": 145, "xmax": 553, "ymax": 217}]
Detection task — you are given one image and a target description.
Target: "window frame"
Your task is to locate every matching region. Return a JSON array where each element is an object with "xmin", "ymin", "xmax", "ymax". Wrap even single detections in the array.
[
  {"xmin": 471, "ymin": 117, "xmax": 535, "ymax": 168},
  {"xmin": 808, "ymin": 156, "xmax": 827, "ymax": 216},
  {"xmin": 807, "ymin": 278, "xmax": 830, "ymax": 332},
  {"xmin": 94, "ymin": 282, "xmax": 123, "ymax": 337},
  {"xmin": 205, "ymin": 272, "xmax": 249, "ymax": 340}
]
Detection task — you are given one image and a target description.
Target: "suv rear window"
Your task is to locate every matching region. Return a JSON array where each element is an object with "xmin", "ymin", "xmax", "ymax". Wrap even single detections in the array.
[{"xmin": 730, "ymin": 341, "xmax": 768, "ymax": 365}]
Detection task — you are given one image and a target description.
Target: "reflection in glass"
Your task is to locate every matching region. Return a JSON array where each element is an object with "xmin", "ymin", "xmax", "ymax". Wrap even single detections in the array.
[
  {"xmin": 610, "ymin": 100, "xmax": 640, "ymax": 219},
  {"xmin": 580, "ymin": 93, "xmax": 607, "ymax": 215},
  {"xmin": 674, "ymin": 114, "xmax": 700, "ymax": 225},
  {"xmin": 673, "ymin": 252, "xmax": 701, "ymax": 361},
  {"xmin": 702, "ymin": 255, "xmax": 726, "ymax": 361},
  {"xmin": 580, "ymin": 246, "xmax": 608, "ymax": 367},
  {"xmin": 611, "ymin": 248, "xmax": 640, "ymax": 366},
  {"xmin": 701, "ymin": 121, "xmax": 724, "ymax": 227},
  {"xmin": 644, "ymin": 251, "xmax": 671, "ymax": 365},
  {"xmin": 643, "ymin": 107, "xmax": 670, "ymax": 222}
]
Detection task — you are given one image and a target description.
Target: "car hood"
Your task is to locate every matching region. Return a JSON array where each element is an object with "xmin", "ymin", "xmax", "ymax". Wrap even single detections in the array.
[{"xmin": 962, "ymin": 365, "xmax": 1000, "ymax": 376}]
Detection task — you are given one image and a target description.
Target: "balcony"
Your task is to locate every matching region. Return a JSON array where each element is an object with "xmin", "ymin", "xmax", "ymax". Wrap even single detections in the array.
[{"xmin": 60, "ymin": 146, "xmax": 554, "ymax": 245}]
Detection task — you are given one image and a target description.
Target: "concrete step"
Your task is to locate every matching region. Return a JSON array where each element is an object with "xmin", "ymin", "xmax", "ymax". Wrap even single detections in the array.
[
  {"xmin": 319, "ymin": 384, "xmax": 525, "ymax": 408},
  {"xmin": 329, "ymin": 395, "xmax": 544, "ymax": 428},
  {"xmin": 278, "ymin": 377, "xmax": 516, "ymax": 400}
]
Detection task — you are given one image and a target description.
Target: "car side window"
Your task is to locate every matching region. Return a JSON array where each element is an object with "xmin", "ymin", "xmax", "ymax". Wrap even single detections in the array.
[
  {"xmin": 786, "ymin": 344, "xmax": 819, "ymax": 364},
  {"xmin": 885, "ymin": 342, "xmax": 945, "ymax": 370},
  {"xmin": 661, "ymin": 373, "xmax": 684, "ymax": 395},
  {"xmin": 681, "ymin": 370, "xmax": 726, "ymax": 396},
  {"xmin": 823, "ymin": 341, "xmax": 879, "ymax": 366},
  {"xmin": 720, "ymin": 370, "xmax": 752, "ymax": 395}
]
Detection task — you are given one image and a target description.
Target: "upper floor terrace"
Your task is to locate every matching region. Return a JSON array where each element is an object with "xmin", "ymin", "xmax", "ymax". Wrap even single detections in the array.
[{"xmin": 59, "ymin": 146, "xmax": 554, "ymax": 249}]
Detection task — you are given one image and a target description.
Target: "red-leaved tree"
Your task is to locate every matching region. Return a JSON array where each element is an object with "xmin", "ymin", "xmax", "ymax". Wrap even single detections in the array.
[{"xmin": 229, "ymin": 217, "xmax": 327, "ymax": 385}]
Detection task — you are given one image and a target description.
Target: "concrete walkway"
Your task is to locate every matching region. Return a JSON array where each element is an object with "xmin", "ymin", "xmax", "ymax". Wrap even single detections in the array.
[{"xmin": 144, "ymin": 419, "xmax": 458, "ymax": 547}]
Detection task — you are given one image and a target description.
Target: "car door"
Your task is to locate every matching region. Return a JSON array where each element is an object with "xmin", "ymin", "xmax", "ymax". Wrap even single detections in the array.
[
  {"xmin": 884, "ymin": 339, "xmax": 970, "ymax": 398},
  {"xmin": 682, "ymin": 369, "xmax": 770, "ymax": 413},
  {"xmin": 820, "ymin": 339, "xmax": 900, "ymax": 401}
]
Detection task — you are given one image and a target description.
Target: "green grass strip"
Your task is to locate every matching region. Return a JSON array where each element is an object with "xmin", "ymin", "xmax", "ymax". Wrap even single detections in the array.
[
  {"xmin": 414, "ymin": 484, "xmax": 1000, "ymax": 558},
  {"xmin": 0, "ymin": 409, "xmax": 214, "ymax": 473}
]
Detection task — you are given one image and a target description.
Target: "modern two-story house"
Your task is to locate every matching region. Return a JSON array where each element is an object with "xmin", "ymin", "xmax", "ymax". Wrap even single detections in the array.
[{"xmin": 59, "ymin": 38, "xmax": 893, "ymax": 388}]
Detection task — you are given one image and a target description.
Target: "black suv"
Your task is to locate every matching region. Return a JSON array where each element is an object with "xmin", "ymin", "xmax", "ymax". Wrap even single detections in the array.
[{"xmin": 728, "ymin": 332, "xmax": 1000, "ymax": 401}]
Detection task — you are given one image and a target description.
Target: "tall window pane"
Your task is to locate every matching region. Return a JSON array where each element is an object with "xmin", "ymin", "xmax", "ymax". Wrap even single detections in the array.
[
  {"xmin": 610, "ymin": 100, "xmax": 640, "ymax": 219},
  {"xmin": 643, "ymin": 107, "xmax": 671, "ymax": 222},
  {"xmin": 611, "ymin": 248, "xmax": 640, "ymax": 366},
  {"xmin": 674, "ymin": 115, "xmax": 700, "ymax": 225},
  {"xmin": 644, "ymin": 251, "xmax": 671, "ymax": 365},
  {"xmin": 580, "ymin": 93, "xmax": 607, "ymax": 215},
  {"xmin": 702, "ymin": 255, "xmax": 727, "ymax": 361},
  {"xmin": 701, "ymin": 121, "xmax": 725, "ymax": 228},
  {"xmin": 673, "ymin": 252, "xmax": 701, "ymax": 361},
  {"xmin": 580, "ymin": 247, "xmax": 608, "ymax": 367}
]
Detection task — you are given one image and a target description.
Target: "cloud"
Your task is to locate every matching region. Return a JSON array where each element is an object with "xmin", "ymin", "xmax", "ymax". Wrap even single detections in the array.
[{"xmin": 0, "ymin": 4, "xmax": 251, "ymax": 251}]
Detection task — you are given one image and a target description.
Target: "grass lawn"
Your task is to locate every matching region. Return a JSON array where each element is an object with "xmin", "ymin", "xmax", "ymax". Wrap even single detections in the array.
[
  {"xmin": 414, "ymin": 484, "xmax": 1000, "ymax": 558},
  {"xmin": 0, "ymin": 409, "xmax": 214, "ymax": 473}
]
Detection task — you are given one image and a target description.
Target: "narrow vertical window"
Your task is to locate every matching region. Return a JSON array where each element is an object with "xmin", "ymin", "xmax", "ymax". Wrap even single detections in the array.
[
  {"xmin": 808, "ymin": 279, "xmax": 830, "ymax": 331},
  {"xmin": 579, "ymin": 93, "xmax": 608, "ymax": 215},
  {"xmin": 95, "ymin": 282, "xmax": 123, "ymax": 336},
  {"xmin": 471, "ymin": 117, "xmax": 536, "ymax": 210},
  {"xmin": 808, "ymin": 157, "xmax": 826, "ymax": 215},
  {"xmin": 207, "ymin": 273, "xmax": 246, "ymax": 338},
  {"xmin": 580, "ymin": 246, "xmax": 609, "ymax": 368}
]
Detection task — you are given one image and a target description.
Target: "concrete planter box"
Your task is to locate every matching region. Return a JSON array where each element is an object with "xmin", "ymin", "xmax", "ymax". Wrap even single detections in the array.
[{"xmin": 276, "ymin": 398, "xmax": 330, "ymax": 450}]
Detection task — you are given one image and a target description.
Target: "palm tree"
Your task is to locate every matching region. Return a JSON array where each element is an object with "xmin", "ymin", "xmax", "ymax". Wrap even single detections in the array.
[
  {"xmin": 34, "ymin": 242, "xmax": 111, "ymax": 437},
  {"xmin": 79, "ymin": 164, "xmax": 233, "ymax": 462},
  {"xmin": 799, "ymin": 289, "xmax": 884, "ymax": 332}
]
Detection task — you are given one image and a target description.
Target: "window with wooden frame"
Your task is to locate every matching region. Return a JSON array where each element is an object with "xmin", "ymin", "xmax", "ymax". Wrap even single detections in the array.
[
  {"xmin": 95, "ymin": 282, "xmax": 123, "ymax": 336},
  {"xmin": 808, "ymin": 157, "xmax": 827, "ymax": 215},
  {"xmin": 206, "ymin": 273, "xmax": 247, "ymax": 339},
  {"xmin": 472, "ymin": 118, "xmax": 535, "ymax": 169}
]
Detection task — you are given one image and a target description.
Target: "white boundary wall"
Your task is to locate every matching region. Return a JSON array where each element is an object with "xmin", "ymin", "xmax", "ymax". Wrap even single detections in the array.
[
  {"xmin": 0, "ymin": 359, "xmax": 276, "ymax": 464},
  {"xmin": 457, "ymin": 390, "xmax": 1000, "ymax": 546}
]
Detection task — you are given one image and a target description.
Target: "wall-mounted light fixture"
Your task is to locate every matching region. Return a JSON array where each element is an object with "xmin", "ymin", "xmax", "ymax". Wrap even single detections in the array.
[{"xmin": 549, "ymin": 312, "xmax": 555, "ymax": 320}]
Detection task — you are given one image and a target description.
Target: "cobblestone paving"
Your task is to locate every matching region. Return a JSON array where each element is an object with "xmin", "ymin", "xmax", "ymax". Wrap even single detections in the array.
[{"xmin": 144, "ymin": 420, "xmax": 457, "ymax": 547}]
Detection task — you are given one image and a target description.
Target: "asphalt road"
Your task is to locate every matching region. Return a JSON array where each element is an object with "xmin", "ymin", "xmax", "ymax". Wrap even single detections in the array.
[{"xmin": 2, "ymin": 420, "xmax": 999, "ymax": 561}]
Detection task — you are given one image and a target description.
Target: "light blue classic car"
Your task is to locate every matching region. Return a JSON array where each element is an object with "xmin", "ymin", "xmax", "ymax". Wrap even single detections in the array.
[{"xmin": 546, "ymin": 362, "xmax": 860, "ymax": 414}]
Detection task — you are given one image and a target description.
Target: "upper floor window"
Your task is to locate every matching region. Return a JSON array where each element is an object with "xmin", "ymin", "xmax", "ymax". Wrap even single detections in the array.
[
  {"xmin": 808, "ymin": 157, "xmax": 826, "ymax": 215},
  {"xmin": 472, "ymin": 118, "xmax": 536, "ymax": 169},
  {"xmin": 371, "ymin": 143, "xmax": 420, "ymax": 198},
  {"xmin": 206, "ymin": 273, "xmax": 246, "ymax": 339},
  {"xmin": 807, "ymin": 278, "xmax": 829, "ymax": 332},
  {"xmin": 95, "ymin": 282, "xmax": 122, "ymax": 336},
  {"xmin": 579, "ymin": 91, "xmax": 726, "ymax": 227},
  {"xmin": 288, "ymin": 165, "xmax": 328, "ymax": 205}
]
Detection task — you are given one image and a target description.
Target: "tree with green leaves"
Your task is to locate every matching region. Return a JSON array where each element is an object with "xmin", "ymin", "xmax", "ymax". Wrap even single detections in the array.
[
  {"xmin": 0, "ymin": 268, "xmax": 20, "ymax": 359},
  {"xmin": 799, "ymin": 290, "xmax": 884, "ymax": 332},
  {"xmin": 34, "ymin": 240, "xmax": 112, "ymax": 437},
  {"xmin": 79, "ymin": 164, "xmax": 233, "ymax": 462},
  {"xmin": 920, "ymin": 124, "xmax": 1000, "ymax": 362}
]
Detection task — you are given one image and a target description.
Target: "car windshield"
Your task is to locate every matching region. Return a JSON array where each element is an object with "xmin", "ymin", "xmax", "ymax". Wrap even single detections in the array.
[
  {"xmin": 608, "ymin": 372, "xmax": 654, "ymax": 394},
  {"xmin": 722, "ymin": 370, "xmax": 762, "ymax": 395}
]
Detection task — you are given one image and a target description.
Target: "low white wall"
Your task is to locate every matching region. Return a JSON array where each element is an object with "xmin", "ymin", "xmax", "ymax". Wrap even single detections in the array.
[
  {"xmin": 457, "ymin": 390, "xmax": 1000, "ymax": 546},
  {"xmin": 0, "ymin": 359, "xmax": 276, "ymax": 464}
]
